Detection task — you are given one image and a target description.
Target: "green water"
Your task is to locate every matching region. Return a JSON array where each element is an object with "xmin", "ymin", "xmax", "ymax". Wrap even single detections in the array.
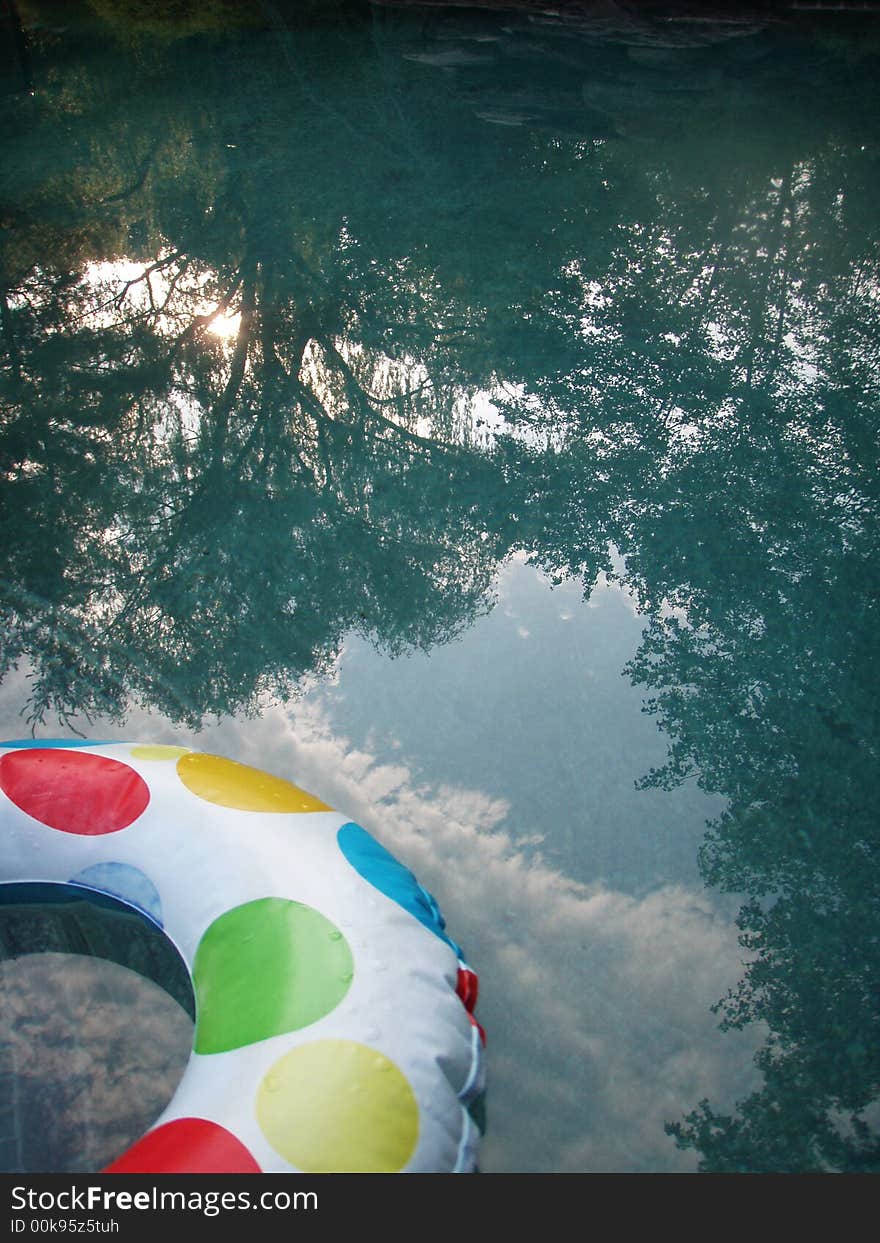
[{"xmin": 1, "ymin": 1, "xmax": 879, "ymax": 1173}]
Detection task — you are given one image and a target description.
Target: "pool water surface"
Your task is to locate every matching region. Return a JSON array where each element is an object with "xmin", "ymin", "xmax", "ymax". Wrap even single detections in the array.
[{"xmin": 0, "ymin": 0, "xmax": 878, "ymax": 1173}]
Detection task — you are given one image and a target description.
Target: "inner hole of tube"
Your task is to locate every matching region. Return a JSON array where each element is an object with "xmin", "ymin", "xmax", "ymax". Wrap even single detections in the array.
[{"xmin": 0, "ymin": 883, "xmax": 195, "ymax": 1173}]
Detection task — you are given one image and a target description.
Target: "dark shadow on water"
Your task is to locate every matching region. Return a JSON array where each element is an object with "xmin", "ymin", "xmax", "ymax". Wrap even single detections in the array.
[{"xmin": 0, "ymin": 884, "xmax": 194, "ymax": 1172}]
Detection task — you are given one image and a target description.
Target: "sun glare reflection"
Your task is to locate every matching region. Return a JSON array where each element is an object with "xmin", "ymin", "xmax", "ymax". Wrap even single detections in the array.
[{"xmin": 206, "ymin": 311, "xmax": 242, "ymax": 340}]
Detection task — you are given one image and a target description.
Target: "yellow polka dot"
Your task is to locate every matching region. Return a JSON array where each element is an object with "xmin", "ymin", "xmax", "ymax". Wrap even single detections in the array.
[
  {"xmin": 176, "ymin": 752, "xmax": 331, "ymax": 813},
  {"xmin": 130, "ymin": 745, "xmax": 191, "ymax": 761},
  {"xmin": 256, "ymin": 1041, "xmax": 419, "ymax": 1172}
]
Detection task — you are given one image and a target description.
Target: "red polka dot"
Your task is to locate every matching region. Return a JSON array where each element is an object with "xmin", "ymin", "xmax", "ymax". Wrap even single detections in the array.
[
  {"xmin": 0, "ymin": 749, "xmax": 149, "ymax": 835},
  {"xmin": 469, "ymin": 1012, "xmax": 487, "ymax": 1047},
  {"xmin": 456, "ymin": 967, "xmax": 479, "ymax": 1014},
  {"xmin": 104, "ymin": 1118, "xmax": 262, "ymax": 1174}
]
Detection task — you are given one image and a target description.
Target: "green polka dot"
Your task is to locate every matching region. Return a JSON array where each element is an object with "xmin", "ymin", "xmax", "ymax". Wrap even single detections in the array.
[
  {"xmin": 192, "ymin": 899, "xmax": 353, "ymax": 1054},
  {"xmin": 256, "ymin": 1041, "xmax": 419, "ymax": 1172}
]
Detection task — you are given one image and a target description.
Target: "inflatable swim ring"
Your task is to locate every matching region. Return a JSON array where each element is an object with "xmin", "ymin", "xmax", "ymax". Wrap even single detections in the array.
[{"xmin": 0, "ymin": 739, "xmax": 485, "ymax": 1173}]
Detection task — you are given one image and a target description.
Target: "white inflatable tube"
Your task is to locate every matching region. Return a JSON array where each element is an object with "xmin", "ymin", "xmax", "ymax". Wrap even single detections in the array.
[{"xmin": 0, "ymin": 740, "xmax": 485, "ymax": 1173}]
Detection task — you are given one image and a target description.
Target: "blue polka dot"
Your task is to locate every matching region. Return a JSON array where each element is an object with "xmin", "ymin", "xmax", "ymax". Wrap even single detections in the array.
[
  {"xmin": 1, "ymin": 739, "xmax": 112, "ymax": 748},
  {"xmin": 336, "ymin": 822, "xmax": 461, "ymax": 954},
  {"xmin": 69, "ymin": 862, "xmax": 163, "ymax": 925}
]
